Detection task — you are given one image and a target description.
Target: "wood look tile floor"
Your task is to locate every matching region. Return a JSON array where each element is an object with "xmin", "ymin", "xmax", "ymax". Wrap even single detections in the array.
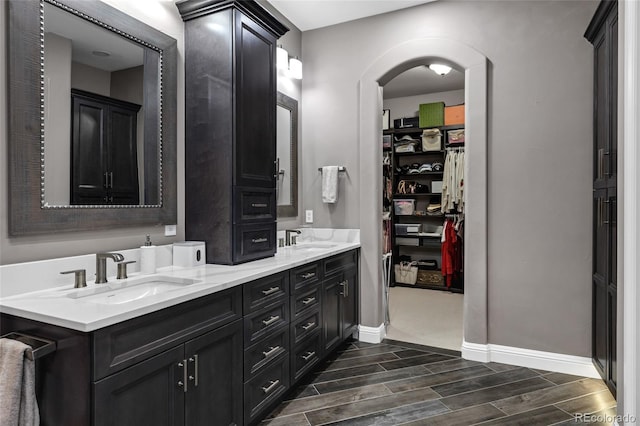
[{"xmin": 262, "ymin": 340, "xmax": 616, "ymax": 426}]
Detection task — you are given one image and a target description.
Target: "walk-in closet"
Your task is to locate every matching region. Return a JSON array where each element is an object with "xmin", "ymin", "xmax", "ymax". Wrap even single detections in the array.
[{"xmin": 381, "ymin": 64, "xmax": 465, "ymax": 351}]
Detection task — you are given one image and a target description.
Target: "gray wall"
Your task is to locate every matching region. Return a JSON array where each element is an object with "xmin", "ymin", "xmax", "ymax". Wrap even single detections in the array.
[
  {"xmin": 301, "ymin": 0, "xmax": 597, "ymax": 356},
  {"xmin": 0, "ymin": 0, "xmax": 186, "ymax": 265},
  {"xmin": 383, "ymin": 88, "xmax": 465, "ymax": 122}
]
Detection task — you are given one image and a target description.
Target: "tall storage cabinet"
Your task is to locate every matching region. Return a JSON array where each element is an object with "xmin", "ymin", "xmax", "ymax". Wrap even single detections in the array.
[
  {"xmin": 585, "ymin": 0, "xmax": 617, "ymax": 397},
  {"xmin": 178, "ymin": 0, "xmax": 288, "ymax": 265}
]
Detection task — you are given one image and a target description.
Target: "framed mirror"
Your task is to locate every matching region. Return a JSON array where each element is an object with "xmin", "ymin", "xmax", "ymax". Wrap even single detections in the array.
[
  {"xmin": 276, "ymin": 92, "xmax": 298, "ymax": 218},
  {"xmin": 7, "ymin": 0, "xmax": 177, "ymax": 235}
]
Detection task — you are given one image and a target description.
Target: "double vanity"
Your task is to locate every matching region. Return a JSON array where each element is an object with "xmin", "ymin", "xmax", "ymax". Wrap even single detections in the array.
[{"xmin": 0, "ymin": 232, "xmax": 360, "ymax": 425}]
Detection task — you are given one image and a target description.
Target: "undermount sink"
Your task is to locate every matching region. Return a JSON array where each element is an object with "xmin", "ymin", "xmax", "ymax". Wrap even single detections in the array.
[{"xmin": 67, "ymin": 275, "xmax": 201, "ymax": 305}]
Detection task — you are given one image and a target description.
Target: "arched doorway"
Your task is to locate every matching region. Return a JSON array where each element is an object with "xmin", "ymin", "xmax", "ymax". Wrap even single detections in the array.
[{"xmin": 357, "ymin": 38, "xmax": 489, "ymax": 357}]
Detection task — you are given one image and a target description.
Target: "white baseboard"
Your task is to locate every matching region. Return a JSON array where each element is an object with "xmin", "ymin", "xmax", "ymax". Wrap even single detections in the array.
[
  {"xmin": 461, "ymin": 340, "xmax": 600, "ymax": 378},
  {"xmin": 358, "ymin": 323, "xmax": 386, "ymax": 344}
]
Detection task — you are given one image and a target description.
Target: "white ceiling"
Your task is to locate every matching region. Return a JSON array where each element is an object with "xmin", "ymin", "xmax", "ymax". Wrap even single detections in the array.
[
  {"xmin": 266, "ymin": 0, "xmax": 436, "ymax": 31},
  {"xmin": 384, "ymin": 66, "xmax": 464, "ymax": 99},
  {"xmin": 266, "ymin": 0, "xmax": 462, "ymax": 97}
]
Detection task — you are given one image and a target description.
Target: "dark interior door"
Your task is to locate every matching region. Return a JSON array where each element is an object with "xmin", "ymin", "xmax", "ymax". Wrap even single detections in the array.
[
  {"xmin": 586, "ymin": 0, "xmax": 617, "ymax": 398},
  {"xmin": 71, "ymin": 95, "xmax": 107, "ymax": 204},
  {"xmin": 109, "ymin": 105, "xmax": 140, "ymax": 204}
]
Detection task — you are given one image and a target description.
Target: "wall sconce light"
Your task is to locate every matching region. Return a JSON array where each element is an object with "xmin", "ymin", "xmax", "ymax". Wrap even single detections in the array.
[
  {"xmin": 289, "ymin": 57, "xmax": 302, "ymax": 80},
  {"xmin": 276, "ymin": 45, "xmax": 303, "ymax": 80},
  {"xmin": 428, "ymin": 64, "xmax": 452, "ymax": 76},
  {"xmin": 277, "ymin": 45, "xmax": 289, "ymax": 70}
]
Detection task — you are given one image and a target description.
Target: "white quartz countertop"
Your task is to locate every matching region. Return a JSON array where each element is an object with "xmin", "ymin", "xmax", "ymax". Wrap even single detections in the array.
[{"xmin": 0, "ymin": 241, "xmax": 360, "ymax": 332}]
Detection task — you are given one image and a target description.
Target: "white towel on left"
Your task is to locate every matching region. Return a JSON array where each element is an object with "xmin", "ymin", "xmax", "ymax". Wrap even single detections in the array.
[
  {"xmin": 322, "ymin": 166, "xmax": 339, "ymax": 203},
  {"xmin": 0, "ymin": 338, "xmax": 39, "ymax": 426}
]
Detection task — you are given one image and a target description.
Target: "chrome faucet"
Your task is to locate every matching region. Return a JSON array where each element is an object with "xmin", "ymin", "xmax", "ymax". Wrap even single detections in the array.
[
  {"xmin": 95, "ymin": 252, "xmax": 124, "ymax": 284},
  {"xmin": 285, "ymin": 229, "xmax": 301, "ymax": 246}
]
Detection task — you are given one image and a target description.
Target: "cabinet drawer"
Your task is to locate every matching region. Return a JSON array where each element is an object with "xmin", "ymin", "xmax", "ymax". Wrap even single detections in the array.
[
  {"xmin": 324, "ymin": 250, "xmax": 358, "ymax": 276},
  {"xmin": 244, "ymin": 354, "xmax": 289, "ymax": 424},
  {"xmin": 244, "ymin": 325, "xmax": 289, "ymax": 378},
  {"xmin": 244, "ymin": 272, "xmax": 288, "ymax": 314},
  {"xmin": 292, "ymin": 286, "xmax": 321, "ymax": 318},
  {"xmin": 290, "ymin": 262, "xmax": 321, "ymax": 294},
  {"xmin": 291, "ymin": 309, "xmax": 321, "ymax": 344},
  {"xmin": 93, "ymin": 286, "xmax": 242, "ymax": 380},
  {"xmin": 234, "ymin": 222, "xmax": 276, "ymax": 263},
  {"xmin": 244, "ymin": 300, "xmax": 289, "ymax": 346},
  {"xmin": 291, "ymin": 332, "xmax": 322, "ymax": 383},
  {"xmin": 236, "ymin": 188, "xmax": 276, "ymax": 222}
]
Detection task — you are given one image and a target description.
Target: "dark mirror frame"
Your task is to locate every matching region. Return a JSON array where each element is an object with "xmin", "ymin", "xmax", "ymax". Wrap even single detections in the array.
[
  {"xmin": 276, "ymin": 92, "xmax": 298, "ymax": 218},
  {"xmin": 7, "ymin": 0, "xmax": 177, "ymax": 235}
]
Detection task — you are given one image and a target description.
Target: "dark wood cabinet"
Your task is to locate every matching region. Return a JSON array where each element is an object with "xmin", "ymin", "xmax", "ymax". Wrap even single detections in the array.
[
  {"xmin": 178, "ymin": 0, "xmax": 288, "ymax": 265},
  {"xmin": 585, "ymin": 0, "xmax": 617, "ymax": 397},
  {"xmin": 1, "ymin": 249, "xmax": 360, "ymax": 426},
  {"xmin": 321, "ymin": 252, "xmax": 359, "ymax": 356},
  {"xmin": 71, "ymin": 89, "xmax": 141, "ymax": 205},
  {"xmin": 94, "ymin": 319, "xmax": 243, "ymax": 426}
]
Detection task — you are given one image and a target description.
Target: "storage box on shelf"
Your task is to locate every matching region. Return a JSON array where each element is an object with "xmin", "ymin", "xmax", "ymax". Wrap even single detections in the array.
[{"xmin": 385, "ymin": 116, "xmax": 465, "ymax": 293}]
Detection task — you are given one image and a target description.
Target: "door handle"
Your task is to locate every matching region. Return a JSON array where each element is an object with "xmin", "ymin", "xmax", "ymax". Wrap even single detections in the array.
[
  {"xmin": 177, "ymin": 360, "xmax": 187, "ymax": 393},
  {"xmin": 109, "ymin": 171, "xmax": 113, "ymax": 189},
  {"xmin": 339, "ymin": 280, "xmax": 349, "ymax": 297},
  {"xmin": 274, "ymin": 158, "xmax": 280, "ymax": 180},
  {"xmin": 188, "ymin": 354, "xmax": 199, "ymax": 387},
  {"xmin": 103, "ymin": 172, "xmax": 109, "ymax": 189}
]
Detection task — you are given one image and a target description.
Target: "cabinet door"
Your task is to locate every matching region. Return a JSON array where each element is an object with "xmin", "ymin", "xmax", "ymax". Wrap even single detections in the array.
[
  {"xmin": 184, "ymin": 319, "xmax": 243, "ymax": 426},
  {"xmin": 109, "ymin": 104, "xmax": 140, "ymax": 205},
  {"xmin": 71, "ymin": 94, "xmax": 108, "ymax": 204},
  {"xmin": 341, "ymin": 268, "xmax": 358, "ymax": 340},
  {"xmin": 93, "ymin": 346, "xmax": 185, "ymax": 426},
  {"xmin": 234, "ymin": 10, "xmax": 277, "ymax": 189},
  {"xmin": 322, "ymin": 274, "xmax": 342, "ymax": 355}
]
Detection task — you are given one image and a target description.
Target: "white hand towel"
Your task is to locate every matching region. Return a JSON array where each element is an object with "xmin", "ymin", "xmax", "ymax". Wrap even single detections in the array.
[
  {"xmin": 0, "ymin": 338, "xmax": 40, "ymax": 426},
  {"xmin": 322, "ymin": 166, "xmax": 339, "ymax": 203}
]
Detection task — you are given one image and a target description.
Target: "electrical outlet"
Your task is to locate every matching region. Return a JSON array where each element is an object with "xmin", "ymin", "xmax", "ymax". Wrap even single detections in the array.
[
  {"xmin": 164, "ymin": 224, "xmax": 177, "ymax": 236},
  {"xmin": 305, "ymin": 210, "xmax": 313, "ymax": 223}
]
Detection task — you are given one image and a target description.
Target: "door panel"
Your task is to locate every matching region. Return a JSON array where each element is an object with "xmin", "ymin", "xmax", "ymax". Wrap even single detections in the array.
[
  {"xmin": 93, "ymin": 346, "xmax": 185, "ymax": 426},
  {"xmin": 322, "ymin": 274, "xmax": 342, "ymax": 354},
  {"xmin": 184, "ymin": 319, "xmax": 243, "ymax": 426}
]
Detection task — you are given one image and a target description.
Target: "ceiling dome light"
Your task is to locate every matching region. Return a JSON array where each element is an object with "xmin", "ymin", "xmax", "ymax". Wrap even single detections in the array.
[
  {"xmin": 428, "ymin": 64, "xmax": 452, "ymax": 76},
  {"xmin": 92, "ymin": 50, "xmax": 111, "ymax": 57}
]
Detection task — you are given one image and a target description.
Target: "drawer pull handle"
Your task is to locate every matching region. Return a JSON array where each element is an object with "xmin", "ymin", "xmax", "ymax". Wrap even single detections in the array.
[
  {"xmin": 262, "ymin": 345, "xmax": 281, "ymax": 358},
  {"xmin": 302, "ymin": 297, "xmax": 316, "ymax": 305},
  {"xmin": 301, "ymin": 272, "xmax": 316, "ymax": 279},
  {"xmin": 302, "ymin": 351, "xmax": 316, "ymax": 361},
  {"xmin": 302, "ymin": 321, "xmax": 316, "ymax": 331},
  {"xmin": 262, "ymin": 315, "xmax": 280, "ymax": 326},
  {"xmin": 251, "ymin": 203, "xmax": 268, "ymax": 208},
  {"xmin": 252, "ymin": 237, "xmax": 268, "ymax": 244},
  {"xmin": 262, "ymin": 379, "xmax": 280, "ymax": 394},
  {"xmin": 262, "ymin": 286, "xmax": 280, "ymax": 296}
]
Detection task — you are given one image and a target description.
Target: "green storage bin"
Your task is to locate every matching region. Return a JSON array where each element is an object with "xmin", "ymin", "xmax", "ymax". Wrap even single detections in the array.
[{"xmin": 419, "ymin": 102, "xmax": 445, "ymax": 128}]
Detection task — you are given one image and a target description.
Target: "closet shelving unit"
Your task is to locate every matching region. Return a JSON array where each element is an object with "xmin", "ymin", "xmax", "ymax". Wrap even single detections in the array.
[{"xmin": 386, "ymin": 123, "xmax": 465, "ymax": 293}]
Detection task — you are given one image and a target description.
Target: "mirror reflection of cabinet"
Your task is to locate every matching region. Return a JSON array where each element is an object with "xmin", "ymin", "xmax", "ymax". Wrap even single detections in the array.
[{"xmin": 71, "ymin": 90, "xmax": 141, "ymax": 205}]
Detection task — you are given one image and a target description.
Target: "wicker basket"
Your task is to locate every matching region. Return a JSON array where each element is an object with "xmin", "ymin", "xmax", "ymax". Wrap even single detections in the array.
[{"xmin": 417, "ymin": 269, "xmax": 444, "ymax": 286}]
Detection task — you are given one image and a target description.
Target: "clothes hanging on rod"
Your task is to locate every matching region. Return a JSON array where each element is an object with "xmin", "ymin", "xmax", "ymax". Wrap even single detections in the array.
[
  {"xmin": 441, "ymin": 217, "xmax": 464, "ymax": 287},
  {"xmin": 441, "ymin": 148, "xmax": 465, "ymax": 214}
]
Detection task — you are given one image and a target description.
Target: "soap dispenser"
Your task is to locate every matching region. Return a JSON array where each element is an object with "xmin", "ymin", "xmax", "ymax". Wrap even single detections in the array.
[{"xmin": 140, "ymin": 234, "xmax": 157, "ymax": 274}]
